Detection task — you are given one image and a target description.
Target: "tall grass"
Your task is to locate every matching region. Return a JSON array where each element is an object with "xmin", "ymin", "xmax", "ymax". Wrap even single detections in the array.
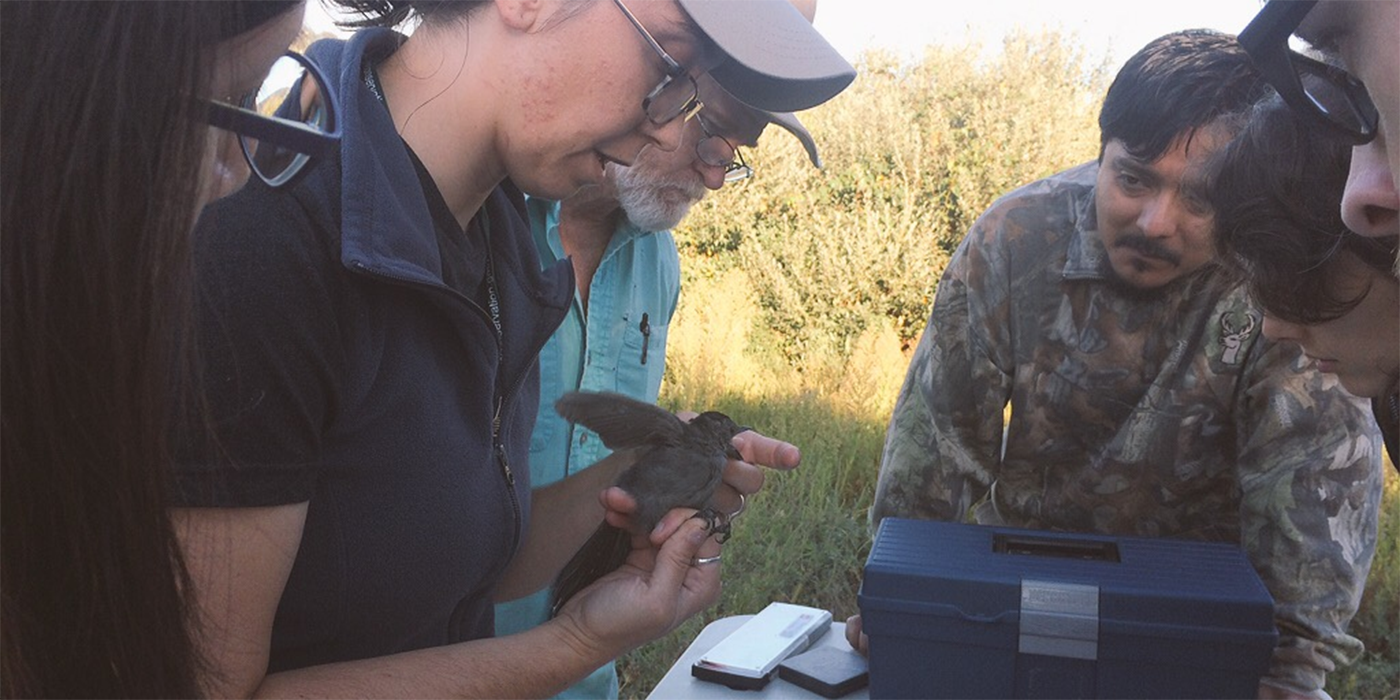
[
  {"xmin": 617, "ymin": 271, "xmax": 901, "ymax": 695},
  {"xmin": 618, "ymin": 272, "xmax": 1400, "ymax": 700}
]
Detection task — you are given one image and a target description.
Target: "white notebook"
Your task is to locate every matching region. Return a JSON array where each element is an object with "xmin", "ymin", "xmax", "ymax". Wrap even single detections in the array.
[{"xmin": 695, "ymin": 602, "xmax": 833, "ymax": 679}]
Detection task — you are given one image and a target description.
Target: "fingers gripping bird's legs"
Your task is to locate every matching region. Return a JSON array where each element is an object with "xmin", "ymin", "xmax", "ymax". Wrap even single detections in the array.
[{"xmin": 690, "ymin": 507, "xmax": 734, "ymax": 544}]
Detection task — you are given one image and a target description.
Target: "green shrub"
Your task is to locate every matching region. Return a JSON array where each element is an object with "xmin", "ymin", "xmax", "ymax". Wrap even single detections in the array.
[{"xmin": 674, "ymin": 32, "xmax": 1109, "ymax": 367}]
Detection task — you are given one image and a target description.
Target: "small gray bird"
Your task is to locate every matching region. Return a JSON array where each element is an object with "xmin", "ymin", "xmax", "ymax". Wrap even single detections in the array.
[{"xmin": 549, "ymin": 391, "xmax": 747, "ymax": 616}]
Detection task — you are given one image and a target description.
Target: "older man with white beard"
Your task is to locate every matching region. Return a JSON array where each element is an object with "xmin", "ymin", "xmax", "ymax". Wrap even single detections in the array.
[{"xmin": 493, "ymin": 71, "xmax": 827, "ymax": 700}]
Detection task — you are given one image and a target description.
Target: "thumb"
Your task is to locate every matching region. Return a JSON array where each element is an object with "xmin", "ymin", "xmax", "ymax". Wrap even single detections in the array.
[{"xmin": 648, "ymin": 516, "xmax": 712, "ymax": 593}]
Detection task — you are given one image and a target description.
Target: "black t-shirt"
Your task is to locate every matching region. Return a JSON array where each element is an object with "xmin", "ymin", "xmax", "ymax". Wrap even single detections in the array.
[{"xmin": 175, "ymin": 28, "xmax": 571, "ymax": 673}]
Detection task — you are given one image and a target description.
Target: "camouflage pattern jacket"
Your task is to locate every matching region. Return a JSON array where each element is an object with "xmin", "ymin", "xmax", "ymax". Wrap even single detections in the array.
[{"xmin": 874, "ymin": 163, "xmax": 1383, "ymax": 695}]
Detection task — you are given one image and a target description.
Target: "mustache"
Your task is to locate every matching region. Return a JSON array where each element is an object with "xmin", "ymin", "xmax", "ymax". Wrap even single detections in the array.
[
  {"xmin": 1114, "ymin": 233, "xmax": 1182, "ymax": 266},
  {"xmin": 606, "ymin": 164, "xmax": 707, "ymax": 201}
]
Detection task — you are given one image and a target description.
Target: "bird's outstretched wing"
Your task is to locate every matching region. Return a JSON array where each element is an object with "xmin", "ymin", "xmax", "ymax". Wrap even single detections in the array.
[{"xmin": 554, "ymin": 391, "xmax": 684, "ymax": 449}]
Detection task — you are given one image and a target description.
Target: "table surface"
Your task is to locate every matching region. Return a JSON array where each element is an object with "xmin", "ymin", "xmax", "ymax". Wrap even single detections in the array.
[{"xmin": 646, "ymin": 616, "xmax": 870, "ymax": 700}]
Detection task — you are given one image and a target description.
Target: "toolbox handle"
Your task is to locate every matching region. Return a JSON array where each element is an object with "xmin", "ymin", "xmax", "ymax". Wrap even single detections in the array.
[{"xmin": 993, "ymin": 533, "xmax": 1121, "ymax": 562}]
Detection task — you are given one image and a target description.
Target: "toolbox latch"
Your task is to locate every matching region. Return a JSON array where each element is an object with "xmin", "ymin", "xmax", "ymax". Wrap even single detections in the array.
[{"xmin": 1018, "ymin": 580, "xmax": 1099, "ymax": 660}]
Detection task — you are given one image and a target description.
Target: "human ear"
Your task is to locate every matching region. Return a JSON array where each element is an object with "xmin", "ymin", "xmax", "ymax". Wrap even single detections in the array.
[{"xmin": 492, "ymin": 0, "xmax": 544, "ymax": 32}]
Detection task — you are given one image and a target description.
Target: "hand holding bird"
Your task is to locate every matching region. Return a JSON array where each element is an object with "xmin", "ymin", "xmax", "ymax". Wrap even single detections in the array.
[{"xmin": 549, "ymin": 391, "xmax": 753, "ymax": 615}]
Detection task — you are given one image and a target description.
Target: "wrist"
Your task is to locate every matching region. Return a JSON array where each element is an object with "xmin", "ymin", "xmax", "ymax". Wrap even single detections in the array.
[{"xmin": 544, "ymin": 609, "xmax": 616, "ymax": 672}]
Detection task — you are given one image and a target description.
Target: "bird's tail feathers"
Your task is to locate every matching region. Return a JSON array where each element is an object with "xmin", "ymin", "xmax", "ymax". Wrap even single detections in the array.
[{"xmin": 549, "ymin": 523, "xmax": 632, "ymax": 617}]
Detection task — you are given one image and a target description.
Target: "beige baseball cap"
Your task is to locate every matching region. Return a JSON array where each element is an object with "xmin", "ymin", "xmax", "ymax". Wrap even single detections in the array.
[
  {"xmin": 764, "ymin": 110, "xmax": 823, "ymax": 169},
  {"xmin": 722, "ymin": 0, "xmax": 828, "ymax": 169},
  {"xmin": 677, "ymin": 0, "xmax": 855, "ymax": 113}
]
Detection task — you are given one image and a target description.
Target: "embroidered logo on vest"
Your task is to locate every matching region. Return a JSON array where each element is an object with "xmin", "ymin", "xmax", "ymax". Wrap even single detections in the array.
[{"xmin": 1218, "ymin": 310, "xmax": 1258, "ymax": 366}]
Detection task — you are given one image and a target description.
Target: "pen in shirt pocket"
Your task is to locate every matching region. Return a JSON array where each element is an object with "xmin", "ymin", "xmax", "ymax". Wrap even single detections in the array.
[{"xmin": 639, "ymin": 312, "xmax": 650, "ymax": 365}]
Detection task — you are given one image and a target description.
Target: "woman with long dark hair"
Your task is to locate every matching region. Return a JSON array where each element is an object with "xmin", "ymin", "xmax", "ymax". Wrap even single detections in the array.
[{"xmin": 1, "ymin": 3, "xmax": 332, "ymax": 695}]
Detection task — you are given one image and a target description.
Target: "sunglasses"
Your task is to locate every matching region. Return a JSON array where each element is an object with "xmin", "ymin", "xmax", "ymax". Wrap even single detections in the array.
[
  {"xmin": 1238, "ymin": 0, "xmax": 1377, "ymax": 145},
  {"xmin": 204, "ymin": 51, "xmax": 341, "ymax": 188}
]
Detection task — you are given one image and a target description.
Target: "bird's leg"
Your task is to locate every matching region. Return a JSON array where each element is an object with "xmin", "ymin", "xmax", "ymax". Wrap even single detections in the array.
[
  {"xmin": 709, "ymin": 424, "xmax": 752, "ymax": 544},
  {"xmin": 689, "ymin": 508, "xmax": 734, "ymax": 543},
  {"xmin": 713, "ymin": 517, "xmax": 734, "ymax": 544}
]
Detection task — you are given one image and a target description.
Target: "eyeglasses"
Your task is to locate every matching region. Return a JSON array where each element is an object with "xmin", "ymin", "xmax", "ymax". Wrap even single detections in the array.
[
  {"xmin": 1238, "ymin": 0, "xmax": 1377, "ymax": 145},
  {"xmin": 695, "ymin": 114, "xmax": 753, "ymax": 183},
  {"xmin": 204, "ymin": 51, "xmax": 341, "ymax": 188},
  {"xmin": 612, "ymin": 0, "xmax": 703, "ymax": 126}
]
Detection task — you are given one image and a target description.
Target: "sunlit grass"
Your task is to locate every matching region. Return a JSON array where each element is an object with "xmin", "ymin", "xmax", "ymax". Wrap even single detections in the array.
[{"xmin": 619, "ymin": 271, "xmax": 900, "ymax": 697}]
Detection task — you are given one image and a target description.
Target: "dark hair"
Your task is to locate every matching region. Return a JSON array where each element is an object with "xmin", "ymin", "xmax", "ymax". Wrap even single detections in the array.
[
  {"xmin": 330, "ymin": 0, "xmax": 491, "ymax": 29},
  {"xmin": 1, "ymin": 2, "xmax": 295, "ymax": 696},
  {"xmin": 1099, "ymin": 30, "xmax": 1268, "ymax": 163},
  {"xmin": 1211, "ymin": 95, "xmax": 1399, "ymax": 324}
]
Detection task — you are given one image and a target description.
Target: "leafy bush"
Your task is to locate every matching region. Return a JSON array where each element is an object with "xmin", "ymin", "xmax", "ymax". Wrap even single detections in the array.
[{"xmin": 674, "ymin": 31, "xmax": 1110, "ymax": 367}]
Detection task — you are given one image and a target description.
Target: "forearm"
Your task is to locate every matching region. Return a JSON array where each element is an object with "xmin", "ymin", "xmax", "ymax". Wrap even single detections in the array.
[
  {"xmin": 251, "ymin": 618, "xmax": 609, "ymax": 699},
  {"xmin": 1253, "ymin": 518, "xmax": 1375, "ymax": 694},
  {"xmin": 1236, "ymin": 343, "xmax": 1382, "ymax": 693},
  {"xmin": 188, "ymin": 502, "xmax": 721, "ymax": 699},
  {"xmin": 871, "ymin": 275, "xmax": 1006, "ymax": 528},
  {"xmin": 495, "ymin": 450, "xmax": 634, "ymax": 601}
]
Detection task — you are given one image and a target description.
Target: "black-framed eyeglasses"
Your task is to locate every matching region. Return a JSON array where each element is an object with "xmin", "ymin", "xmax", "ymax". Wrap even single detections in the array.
[
  {"xmin": 695, "ymin": 114, "xmax": 753, "ymax": 183},
  {"xmin": 1238, "ymin": 0, "xmax": 1377, "ymax": 145},
  {"xmin": 612, "ymin": 0, "xmax": 703, "ymax": 126},
  {"xmin": 204, "ymin": 51, "xmax": 341, "ymax": 188}
]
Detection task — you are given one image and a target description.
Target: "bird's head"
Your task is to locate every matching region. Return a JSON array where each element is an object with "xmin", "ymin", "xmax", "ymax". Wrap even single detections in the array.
[{"xmin": 688, "ymin": 411, "xmax": 748, "ymax": 458}]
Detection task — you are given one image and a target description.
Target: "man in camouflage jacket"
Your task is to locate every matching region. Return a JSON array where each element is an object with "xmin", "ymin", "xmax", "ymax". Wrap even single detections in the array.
[{"xmin": 872, "ymin": 31, "xmax": 1383, "ymax": 699}]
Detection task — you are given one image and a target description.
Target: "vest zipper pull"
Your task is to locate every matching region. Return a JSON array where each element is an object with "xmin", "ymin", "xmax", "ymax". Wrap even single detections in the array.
[
  {"xmin": 496, "ymin": 442, "xmax": 514, "ymax": 486},
  {"xmin": 492, "ymin": 396, "xmax": 513, "ymax": 485}
]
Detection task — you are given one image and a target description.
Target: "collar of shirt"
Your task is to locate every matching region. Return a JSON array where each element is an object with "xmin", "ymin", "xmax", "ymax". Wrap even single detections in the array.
[
  {"xmin": 1063, "ymin": 177, "xmax": 1109, "ymax": 281},
  {"xmin": 525, "ymin": 196, "xmax": 658, "ymax": 270}
]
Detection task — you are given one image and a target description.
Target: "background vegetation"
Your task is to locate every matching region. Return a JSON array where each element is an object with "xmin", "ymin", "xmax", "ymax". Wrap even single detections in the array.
[{"xmin": 616, "ymin": 34, "xmax": 1400, "ymax": 700}]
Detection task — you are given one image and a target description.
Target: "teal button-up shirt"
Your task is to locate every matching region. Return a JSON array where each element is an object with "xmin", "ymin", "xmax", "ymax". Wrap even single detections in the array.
[{"xmin": 494, "ymin": 197, "xmax": 681, "ymax": 699}]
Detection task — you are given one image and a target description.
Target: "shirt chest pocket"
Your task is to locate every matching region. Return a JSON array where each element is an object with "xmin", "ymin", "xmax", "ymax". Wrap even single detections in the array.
[{"xmin": 613, "ymin": 311, "xmax": 669, "ymax": 401}]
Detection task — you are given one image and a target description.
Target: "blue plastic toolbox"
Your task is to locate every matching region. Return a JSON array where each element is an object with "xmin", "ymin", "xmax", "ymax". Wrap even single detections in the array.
[{"xmin": 858, "ymin": 519, "xmax": 1277, "ymax": 699}]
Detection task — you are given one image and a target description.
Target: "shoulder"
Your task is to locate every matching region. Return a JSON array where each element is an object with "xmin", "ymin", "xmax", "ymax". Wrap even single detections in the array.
[
  {"xmin": 198, "ymin": 156, "xmax": 342, "ymax": 260},
  {"xmin": 640, "ymin": 229, "xmax": 681, "ymax": 269},
  {"xmin": 193, "ymin": 164, "xmax": 348, "ymax": 316},
  {"xmin": 969, "ymin": 162, "xmax": 1097, "ymax": 250},
  {"xmin": 948, "ymin": 163, "xmax": 1096, "ymax": 286},
  {"xmin": 1234, "ymin": 306, "xmax": 1374, "ymax": 436}
]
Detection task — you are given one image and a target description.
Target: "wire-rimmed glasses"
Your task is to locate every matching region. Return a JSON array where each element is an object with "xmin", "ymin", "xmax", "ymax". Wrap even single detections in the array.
[
  {"xmin": 612, "ymin": 0, "xmax": 704, "ymax": 126},
  {"xmin": 695, "ymin": 114, "xmax": 753, "ymax": 183}
]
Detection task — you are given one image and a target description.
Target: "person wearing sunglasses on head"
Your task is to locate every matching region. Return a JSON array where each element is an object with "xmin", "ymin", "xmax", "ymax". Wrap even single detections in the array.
[
  {"xmin": 1208, "ymin": 97, "xmax": 1397, "ymax": 700},
  {"xmin": 0, "ymin": 1, "xmax": 339, "ymax": 697},
  {"xmin": 175, "ymin": 0, "xmax": 854, "ymax": 697},
  {"xmin": 1238, "ymin": 0, "xmax": 1400, "ymax": 276},
  {"xmin": 497, "ymin": 0, "xmax": 839, "ymax": 684}
]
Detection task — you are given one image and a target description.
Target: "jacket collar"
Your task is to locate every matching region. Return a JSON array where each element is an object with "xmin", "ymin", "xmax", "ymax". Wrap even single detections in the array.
[
  {"xmin": 306, "ymin": 31, "xmax": 571, "ymax": 313},
  {"xmin": 308, "ymin": 30, "xmax": 448, "ymax": 285}
]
